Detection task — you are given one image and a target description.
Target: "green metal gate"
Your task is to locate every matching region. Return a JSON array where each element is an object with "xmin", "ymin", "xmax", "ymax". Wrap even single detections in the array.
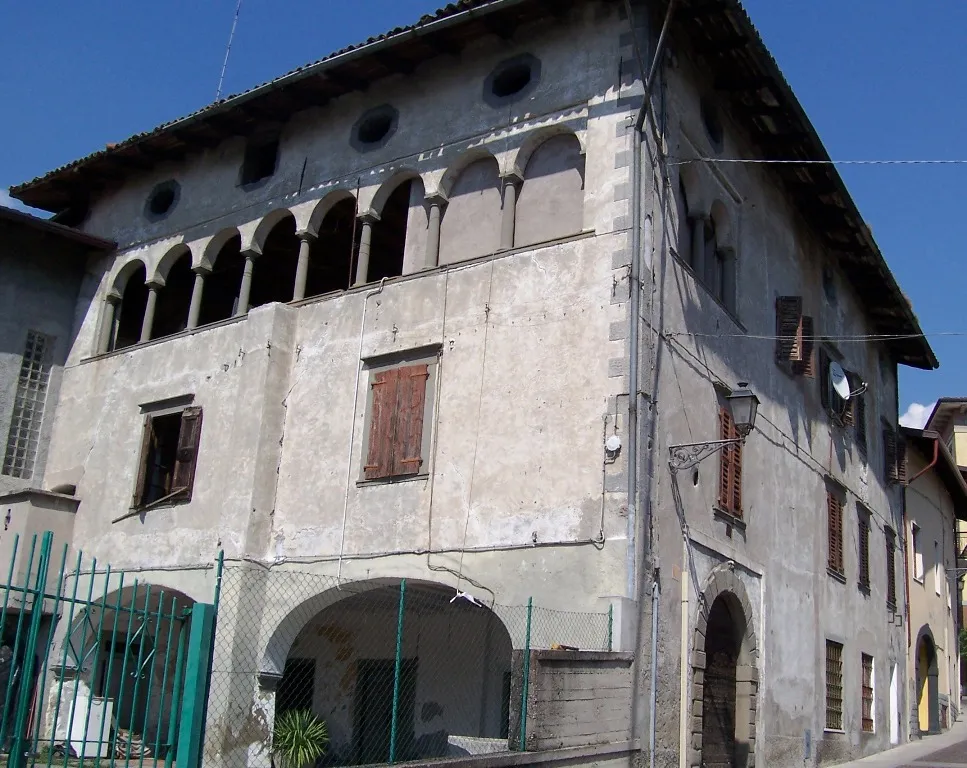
[{"xmin": 0, "ymin": 532, "xmax": 219, "ymax": 768}]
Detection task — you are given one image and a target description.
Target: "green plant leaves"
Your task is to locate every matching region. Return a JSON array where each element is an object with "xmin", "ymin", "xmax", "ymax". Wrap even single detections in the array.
[{"xmin": 273, "ymin": 710, "xmax": 329, "ymax": 768}]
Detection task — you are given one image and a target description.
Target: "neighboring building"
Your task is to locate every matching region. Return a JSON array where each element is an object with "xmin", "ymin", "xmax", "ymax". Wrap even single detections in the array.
[
  {"xmin": 900, "ymin": 427, "xmax": 966, "ymax": 737},
  {"xmin": 6, "ymin": 1, "xmax": 937, "ymax": 767}
]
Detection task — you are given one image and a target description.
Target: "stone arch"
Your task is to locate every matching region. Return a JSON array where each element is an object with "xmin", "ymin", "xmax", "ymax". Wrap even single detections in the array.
[
  {"xmin": 198, "ymin": 230, "xmax": 244, "ymax": 325},
  {"xmin": 256, "ymin": 578, "xmax": 514, "ymax": 764},
  {"xmin": 198, "ymin": 227, "xmax": 242, "ymax": 272},
  {"xmin": 111, "ymin": 259, "xmax": 149, "ymax": 351},
  {"xmin": 154, "ymin": 243, "xmax": 191, "ymax": 284},
  {"xmin": 371, "ymin": 169, "xmax": 423, "ymax": 217},
  {"xmin": 914, "ymin": 624, "xmax": 940, "ymax": 735},
  {"xmin": 678, "ymin": 162, "xmax": 708, "ymax": 220},
  {"xmin": 689, "ymin": 565, "xmax": 758, "ymax": 768},
  {"xmin": 439, "ymin": 147, "xmax": 499, "ymax": 200},
  {"xmin": 152, "ymin": 245, "xmax": 195, "ymax": 340},
  {"xmin": 306, "ymin": 189, "xmax": 358, "ymax": 239},
  {"xmin": 111, "ymin": 257, "xmax": 149, "ymax": 296},
  {"xmin": 709, "ymin": 200, "xmax": 734, "ymax": 251},
  {"xmin": 515, "ymin": 132, "xmax": 585, "ymax": 247},
  {"xmin": 439, "ymin": 153, "xmax": 502, "ymax": 264},
  {"xmin": 249, "ymin": 210, "xmax": 300, "ymax": 308},
  {"xmin": 250, "ymin": 208, "xmax": 296, "ymax": 256},
  {"xmin": 511, "ymin": 125, "xmax": 586, "ymax": 180}
]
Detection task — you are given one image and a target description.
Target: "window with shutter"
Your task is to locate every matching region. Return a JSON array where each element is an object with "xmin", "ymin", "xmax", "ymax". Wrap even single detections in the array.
[
  {"xmin": 775, "ymin": 296, "xmax": 804, "ymax": 365},
  {"xmin": 858, "ymin": 508, "xmax": 871, "ymax": 590},
  {"xmin": 717, "ymin": 407, "xmax": 742, "ymax": 519},
  {"xmin": 827, "ymin": 488, "xmax": 844, "ymax": 576},
  {"xmin": 883, "ymin": 426, "xmax": 907, "ymax": 484},
  {"xmin": 793, "ymin": 315, "xmax": 816, "ymax": 377},
  {"xmin": 131, "ymin": 404, "xmax": 204, "ymax": 510},
  {"xmin": 855, "ymin": 394, "xmax": 868, "ymax": 459},
  {"xmin": 363, "ymin": 357, "xmax": 435, "ymax": 481},
  {"xmin": 885, "ymin": 527, "xmax": 897, "ymax": 609}
]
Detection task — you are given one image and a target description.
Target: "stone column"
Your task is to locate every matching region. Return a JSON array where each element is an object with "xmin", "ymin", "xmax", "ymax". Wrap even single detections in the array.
[
  {"xmin": 690, "ymin": 217, "xmax": 707, "ymax": 279},
  {"xmin": 236, "ymin": 250, "xmax": 258, "ymax": 317},
  {"xmin": 500, "ymin": 174, "xmax": 523, "ymax": 251},
  {"xmin": 353, "ymin": 214, "xmax": 377, "ymax": 287},
  {"xmin": 424, "ymin": 195, "xmax": 446, "ymax": 269},
  {"xmin": 293, "ymin": 233, "xmax": 315, "ymax": 301},
  {"xmin": 187, "ymin": 266, "xmax": 210, "ymax": 330},
  {"xmin": 139, "ymin": 281, "xmax": 162, "ymax": 343},
  {"xmin": 98, "ymin": 292, "xmax": 121, "ymax": 354}
]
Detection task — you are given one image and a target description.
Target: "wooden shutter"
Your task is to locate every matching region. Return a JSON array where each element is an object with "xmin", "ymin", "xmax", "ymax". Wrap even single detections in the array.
[
  {"xmin": 364, "ymin": 368, "xmax": 400, "ymax": 480},
  {"xmin": 884, "ymin": 426, "xmax": 907, "ymax": 484},
  {"xmin": 718, "ymin": 408, "xmax": 733, "ymax": 511},
  {"xmin": 885, "ymin": 529, "xmax": 897, "ymax": 607},
  {"xmin": 172, "ymin": 407, "xmax": 203, "ymax": 501},
  {"xmin": 854, "ymin": 394, "xmax": 868, "ymax": 458},
  {"xmin": 793, "ymin": 316, "xmax": 815, "ymax": 377},
  {"xmin": 858, "ymin": 513, "xmax": 870, "ymax": 588},
  {"xmin": 132, "ymin": 415, "xmax": 156, "ymax": 508},
  {"xmin": 827, "ymin": 489, "xmax": 844, "ymax": 574},
  {"xmin": 775, "ymin": 296, "xmax": 803, "ymax": 364},
  {"xmin": 896, "ymin": 434, "xmax": 908, "ymax": 483},
  {"xmin": 731, "ymin": 434, "xmax": 743, "ymax": 518},
  {"xmin": 393, "ymin": 364, "xmax": 429, "ymax": 476}
]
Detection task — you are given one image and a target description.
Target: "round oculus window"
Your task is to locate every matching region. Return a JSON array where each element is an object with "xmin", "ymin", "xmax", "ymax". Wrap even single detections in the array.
[
  {"xmin": 352, "ymin": 105, "xmax": 399, "ymax": 150},
  {"xmin": 146, "ymin": 181, "xmax": 180, "ymax": 218},
  {"xmin": 491, "ymin": 63, "xmax": 532, "ymax": 98}
]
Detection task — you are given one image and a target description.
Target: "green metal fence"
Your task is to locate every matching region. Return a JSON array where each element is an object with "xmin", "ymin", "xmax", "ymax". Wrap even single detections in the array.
[{"xmin": 0, "ymin": 532, "xmax": 219, "ymax": 768}]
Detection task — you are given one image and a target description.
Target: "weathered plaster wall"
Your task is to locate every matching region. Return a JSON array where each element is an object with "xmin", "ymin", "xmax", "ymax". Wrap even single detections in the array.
[
  {"xmin": 642, "ymin": 41, "xmax": 908, "ymax": 768},
  {"xmin": 905, "ymin": 445, "xmax": 960, "ymax": 728},
  {"xmin": 0, "ymin": 233, "xmax": 88, "ymax": 496}
]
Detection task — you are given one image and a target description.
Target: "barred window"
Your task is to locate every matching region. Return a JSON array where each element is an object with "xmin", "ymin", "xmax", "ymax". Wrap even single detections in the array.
[
  {"xmin": 2, "ymin": 331, "xmax": 52, "ymax": 479},
  {"xmin": 861, "ymin": 653, "xmax": 874, "ymax": 733},
  {"xmin": 826, "ymin": 640, "xmax": 844, "ymax": 730}
]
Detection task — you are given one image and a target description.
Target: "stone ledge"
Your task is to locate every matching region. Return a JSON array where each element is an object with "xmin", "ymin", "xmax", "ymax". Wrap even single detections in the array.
[{"xmin": 376, "ymin": 740, "xmax": 640, "ymax": 768}]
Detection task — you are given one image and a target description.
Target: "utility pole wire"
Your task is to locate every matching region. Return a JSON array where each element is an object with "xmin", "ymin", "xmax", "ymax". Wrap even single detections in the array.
[{"xmin": 216, "ymin": 0, "xmax": 244, "ymax": 101}]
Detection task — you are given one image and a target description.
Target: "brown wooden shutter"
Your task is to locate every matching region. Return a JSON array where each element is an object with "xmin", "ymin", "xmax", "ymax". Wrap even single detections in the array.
[
  {"xmin": 793, "ymin": 316, "xmax": 815, "ymax": 376},
  {"xmin": 896, "ymin": 434, "xmax": 908, "ymax": 484},
  {"xmin": 775, "ymin": 296, "xmax": 803, "ymax": 364},
  {"xmin": 364, "ymin": 368, "xmax": 400, "ymax": 480},
  {"xmin": 393, "ymin": 364, "xmax": 430, "ymax": 476},
  {"xmin": 827, "ymin": 489, "xmax": 844, "ymax": 573},
  {"xmin": 855, "ymin": 394, "xmax": 868, "ymax": 458},
  {"xmin": 172, "ymin": 406, "xmax": 203, "ymax": 501},
  {"xmin": 858, "ymin": 513, "xmax": 870, "ymax": 588},
  {"xmin": 718, "ymin": 407, "xmax": 733, "ymax": 510},
  {"xmin": 731, "ymin": 434, "xmax": 743, "ymax": 518},
  {"xmin": 884, "ymin": 427, "xmax": 897, "ymax": 482},
  {"xmin": 885, "ymin": 529, "xmax": 897, "ymax": 607},
  {"xmin": 132, "ymin": 415, "xmax": 155, "ymax": 508}
]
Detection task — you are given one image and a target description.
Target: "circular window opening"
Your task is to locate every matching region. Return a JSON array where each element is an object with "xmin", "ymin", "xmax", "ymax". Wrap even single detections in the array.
[
  {"xmin": 492, "ymin": 63, "xmax": 532, "ymax": 98},
  {"xmin": 146, "ymin": 181, "xmax": 180, "ymax": 219},
  {"xmin": 700, "ymin": 98, "xmax": 724, "ymax": 151},
  {"xmin": 358, "ymin": 113, "xmax": 393, "ymax": 145}
]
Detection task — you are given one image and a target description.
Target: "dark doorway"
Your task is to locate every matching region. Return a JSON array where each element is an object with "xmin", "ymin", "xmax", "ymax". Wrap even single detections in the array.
[
  {"xmin": 917, "ymin": 632, "xmax": 940, "ymax": 734},
  {"xmin": 353, "ymin": 659, "xmax": 417, "ymax": 765},
  {"xmin": 152, "ymin": 254, "xmax": 194, "ymax": 339},
  {"xmin": 277, "ymin": 658, "xmax": 316, "ymax": 716},
  {"xmin": 702, "ymin": 596, "xmax": 741, "ymax": 768},
  {"xmin": 368, "ymin": 181, "xmax": 412, "ymax": 282},
  {"xmin": 114, "ymin": 265, "xmax": 148, "ymax": 350},
  {"xmin": 198, "ymin": 234, "xmax": 244, "ymax": 326},
  {"xmin": 306, "ymin": 198, "xmax": 360, "ymax": 297},
  {"xmin": 250, "ymin": 215, "xmax": 299, "ymax": 308}
]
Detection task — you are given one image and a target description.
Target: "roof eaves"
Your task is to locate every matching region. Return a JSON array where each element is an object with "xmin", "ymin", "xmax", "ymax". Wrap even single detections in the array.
[
  {"xmin": 901, "ymin": 427, "xmax": 967, "ymax": 520},
  {"xmin": 0, "ymin": 206, "xmax": 115, "ymax": 251}
]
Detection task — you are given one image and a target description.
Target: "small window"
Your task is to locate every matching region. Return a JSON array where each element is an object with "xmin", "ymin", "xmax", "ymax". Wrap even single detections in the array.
[
  {"xmin": 362, "ymin": 355, "xmax": 437, "ymax": 481},
  {"xmin": 935, "ymin": 540, "xmax": 942, "ymax": 595},
  {"xmin": 775, "ymin": 296, "xmax": 814, "ymax": 376},
  {"xmin": 825, "ymin": 640, "xmax": 844, "ymax": 731},
  {"xmin": 885, "ymin": 527, "xmax": 897, "ymax": 609},
  {"xmin": 2, "ymin": 331, "xmax": 52, "ymax": 480},
  {"xmin": 883, "ymin": 424, "xmax": 907, "ymax": 484},
  {"xmin": 861, "ymin": 653, "xmax": 874, "ymax": 733},
  {"xmin": 700, "ymin": 97, "xmax": 724, "ymax": 152},
  {"xmin": 822, "ymin": 264, "xmax": 837, "ymax": 304},
  {"xmin": 133, "ymin": 406, "xmax": 203, "ymax": 509},
  {"xmin": 240, "ymin": 137, "xmax": 279, "ymax": 186},
  {"xmin": 716, "ymin": 406, "xmax": 742, "ymax": 519},
  {"xmin": 912, "ymin": 523, "xmax": 923, "ymax": 582},
  {"xmin": 351, "ymin": 105, "xmax": 399, "ymax": 151},
  {"xmin": 827, "ymin": 485, "xmax": 845, "ymax": 577},
  {"xmin": 484, "ymin": 54, "xmax": 541, "ymax": 107},
  {"xmin": 858, "ymin": 507, "xmax": 871, "ymax": 591},
  {"xmin": 145, "ymin": 180, "xmax": 180, "ymax": 219}
]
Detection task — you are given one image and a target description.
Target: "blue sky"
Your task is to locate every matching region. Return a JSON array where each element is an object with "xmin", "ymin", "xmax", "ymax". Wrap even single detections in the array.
[{"xmin": 2, "ymin": 1, "xmax": 964, "ymax": 424}]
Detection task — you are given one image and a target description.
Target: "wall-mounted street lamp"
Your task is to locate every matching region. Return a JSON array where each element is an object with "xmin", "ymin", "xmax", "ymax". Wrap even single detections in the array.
[{"xmin": 668, "ymin": 385, "xmax": 760, "ymax": 473}]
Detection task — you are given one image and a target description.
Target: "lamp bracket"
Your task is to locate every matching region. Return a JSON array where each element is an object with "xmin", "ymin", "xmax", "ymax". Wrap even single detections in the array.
[{"xmin": 668, "ymin": 438, "xmax": 744, "ymax": 473}]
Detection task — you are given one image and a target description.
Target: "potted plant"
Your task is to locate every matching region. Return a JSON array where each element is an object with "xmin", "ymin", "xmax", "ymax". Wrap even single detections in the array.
[{"xmin": 273, "ymin": 710, "xmax": 329, "ymax": 768}]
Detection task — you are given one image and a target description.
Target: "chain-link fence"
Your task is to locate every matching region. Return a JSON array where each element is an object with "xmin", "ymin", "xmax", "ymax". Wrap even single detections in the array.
[{"xmin": 203, "ymin": 565, "xmax": 612, "ymax": 768}]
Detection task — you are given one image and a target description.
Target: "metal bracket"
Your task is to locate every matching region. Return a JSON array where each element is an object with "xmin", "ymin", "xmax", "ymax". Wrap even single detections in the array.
[{"xmin": 668, "ymin": 438, "xmax": 745, "ymax": 472}]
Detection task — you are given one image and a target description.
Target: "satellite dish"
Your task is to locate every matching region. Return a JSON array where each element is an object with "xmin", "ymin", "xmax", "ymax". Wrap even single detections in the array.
[{"xmin": 830, "ymin": 362, "xmax": 851, "ymax": 401}]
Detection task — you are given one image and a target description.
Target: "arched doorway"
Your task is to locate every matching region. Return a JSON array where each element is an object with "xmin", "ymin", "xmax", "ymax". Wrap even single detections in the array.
[
  {"xmin": 916, "ymin": 626, "xmax": 940, "ymax": 735},
  {"xmin": 690, "ymin": 569, "xmax": 758, "ymax": 768},
  {"xmin": 266, "ymin": 580, "xmax": 512, "ymax": 766}
]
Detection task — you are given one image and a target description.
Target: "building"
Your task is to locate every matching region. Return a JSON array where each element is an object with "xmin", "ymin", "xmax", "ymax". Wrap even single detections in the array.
[
  {"xmin": 5, "ymin": 0, "xmax": 936, "ymax": 767},
  {"xmin": 900, "ymin": 427, "xmax": 966, "ymax": 738}
]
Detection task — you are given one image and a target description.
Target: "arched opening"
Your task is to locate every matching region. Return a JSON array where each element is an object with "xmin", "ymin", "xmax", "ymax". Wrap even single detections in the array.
[
  {"xmin": 515, "ymin": 133, "xmax": 585, "ymax": 247},
  {"xmin": 151, "ymin": 253, "xmax": 194, "ymax": 339},
  {"xmin": 250, "ymin": 214, "xmax": 299, "ymax": 308},
  {"xmin": 113, "ymin": 264, "xmax": 148, "ymax": 351},
  {"xmin": 702, "ymin": 595, "xmax": 742, "ymax": 768},
  {"xmin": 368, "ymin": 177, "xmax": 426, "ymax": 282},
  {"xmin": 439, "ymin": 157, "xmax": 501, "ymax": 265},
  {"xmin": 198, "ymin": 233, "xmax": 244, "ymax": 326},
  {"xmin": 675, "ymin": 176, "xmax": 692, "ymax": 261},
  {"xmin": 49, "ymin": 584, "xmax": 196, "ymax": 762},
  {"xmin": 917, "ymin": 629, "xmax": 940, "ymax": 735},
  {"xmin": 306, "ymin": 198, "xmax": 360, "ymax": 297},
  {"xmin": 268, "ymin": 581, "xmax": 512, "ymax": 765}
]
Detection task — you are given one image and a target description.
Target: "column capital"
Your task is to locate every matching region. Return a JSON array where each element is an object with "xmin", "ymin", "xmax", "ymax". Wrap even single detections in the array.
[
  {"xmin": 241, "ymin": 247, "xmax": 261, "ymax": 261},
  {"xmin": 500, "ymin": 172, "xmax": 524, "ymax": 187},
  {"xmin": 146, "ymin": 279, "xmax": 165, "ymax": 291},
  {"xmin": 425, "ymin": 192, "xmax": 449, "ymax": 207},
  {"xmin": 358, "ymin": 210, "xmax": 380, "ymax": 225},
  {"xmin": 296, "ymin": 230, "xmax": 317, "ymax": 244},
  {"xmin": 192, "ymin": 263, "xmax": 212, "ymax": 277},
  {"xmin": 106, "ymin": 289, "xmax": 123, "ymax": 305}
]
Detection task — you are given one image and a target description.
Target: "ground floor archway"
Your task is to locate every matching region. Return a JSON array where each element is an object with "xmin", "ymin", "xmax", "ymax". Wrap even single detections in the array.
[
  {"xmin": 916, "ymin": 626, "xmax": 940, "ymax": 736},
  {"xmin": 690, "ymin": 567, "xmax": 758, "ymax": 768}
]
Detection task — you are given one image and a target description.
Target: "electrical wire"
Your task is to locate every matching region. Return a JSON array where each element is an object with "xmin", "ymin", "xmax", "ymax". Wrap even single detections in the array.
[
  {"xmin": 671, "ymin": 157, "xmax": 967, "ymax": 167},
  {"xmin": 665, "ymin": 330, "xmax": 967, "ymax": 342}
]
